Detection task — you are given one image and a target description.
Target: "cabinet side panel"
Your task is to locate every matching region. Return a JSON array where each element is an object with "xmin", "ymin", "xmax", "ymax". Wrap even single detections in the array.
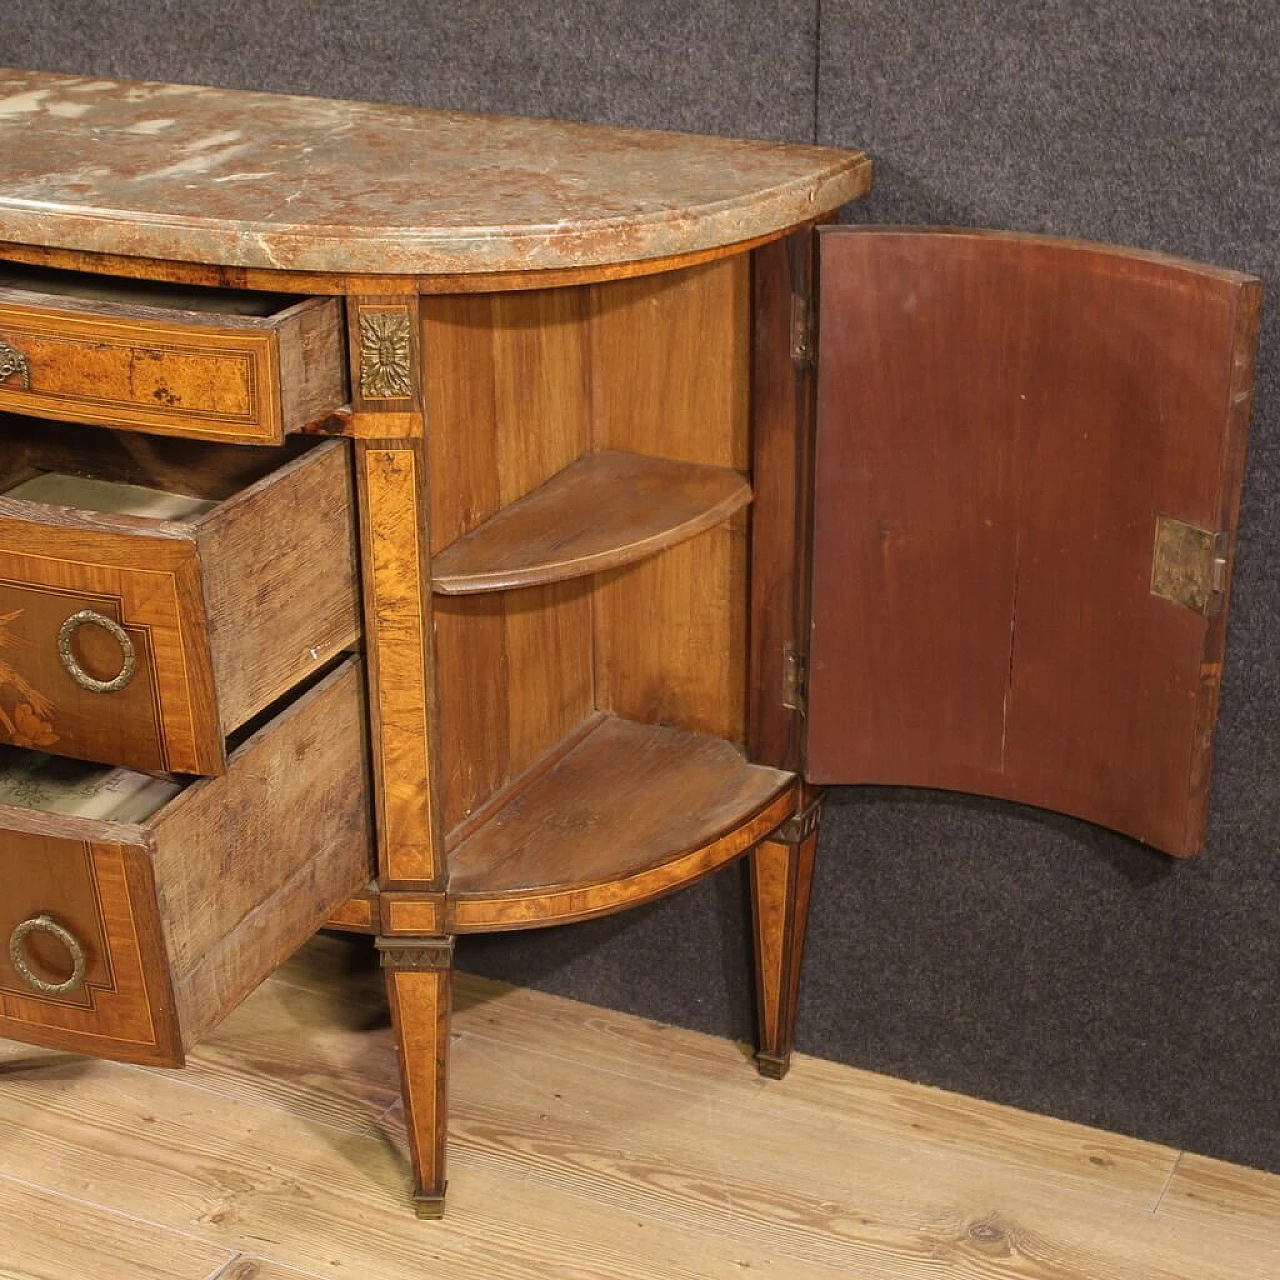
[
  {"xmin": 591, "ymin": 525, "xmax": 748, "ymax": 742},
  {"xmin": 434, "ymin": 582, "xmax": 594, "ymax": 834},
  {"xmin": 422, "ymin": 290, "xmax": 596, "ymax": 830},
  {"xmin": 590, "ymin": 258, "xmax": 751, "ymax": 741},
  {"xmin": 149, "ymin": 660, "xmax": 372, "ymax": 994},
  {"xmin": 200, "ymin": 438, "xmax": 362, "ymax": 733},
  {"xmin": 422, "ymin": 289, "xmax": 594, "ymax": 551}
]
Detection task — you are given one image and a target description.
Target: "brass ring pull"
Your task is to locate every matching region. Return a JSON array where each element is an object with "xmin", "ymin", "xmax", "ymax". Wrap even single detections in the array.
[
  {"xmin": 9, "ymin": 914, "xmax": 88, "ymax": 996},
  {"xmin": 0, "ymin": 336, "xmax": 29, "ymax": 389},
  {"xmin": 58, "ymin": 609, "xmax": 137, "ymax": 694}
]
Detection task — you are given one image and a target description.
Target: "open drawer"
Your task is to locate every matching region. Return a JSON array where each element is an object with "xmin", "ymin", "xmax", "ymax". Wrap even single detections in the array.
[
  {"xmin": 0, "ymin": 262, "xmax": 346, "ymax": 444},
  {"xmin": 0, "ymin": 421, "xmax": 361, "ymax": 775},
  {"xmin": 0, "ymin": 658, "xmax": 373, "ymax": 1067}
]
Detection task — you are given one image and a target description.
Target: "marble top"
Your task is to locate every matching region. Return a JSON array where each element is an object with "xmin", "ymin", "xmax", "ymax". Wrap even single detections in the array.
[{"xmin": 0, "ymin": 69, "xmax": 871, "ymax": 277}]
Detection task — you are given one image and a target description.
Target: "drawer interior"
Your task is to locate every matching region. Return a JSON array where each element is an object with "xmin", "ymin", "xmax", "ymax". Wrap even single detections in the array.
[
  {"xmin": 0, "ymin": 415, "xmax": 317, "ymax": 507},
  {"xmin": 0, "ymin": 745, "xmax": 181, "ymax": 822},
  {"xmin": 0, "ymin": 261, "xmax": 296, "ymax": 318},
  {"xmin": 3, "ymin": 472, "xmax": 218, "ymax": 520}
]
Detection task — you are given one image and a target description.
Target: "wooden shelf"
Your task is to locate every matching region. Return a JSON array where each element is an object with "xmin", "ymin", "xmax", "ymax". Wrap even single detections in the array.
[
  {"xmin": 447, "ymin": 715, "xmax": 794, "ymax": 931},
  {"xmin": 431, "ymin": 450, "xmax": 752, "ymax": 594}
]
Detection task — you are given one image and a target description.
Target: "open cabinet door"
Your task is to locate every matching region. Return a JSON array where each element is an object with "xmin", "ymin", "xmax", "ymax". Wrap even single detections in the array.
[{"xmin": 805, "ymin": 229, "xmax": 1261, "ymax": 856}]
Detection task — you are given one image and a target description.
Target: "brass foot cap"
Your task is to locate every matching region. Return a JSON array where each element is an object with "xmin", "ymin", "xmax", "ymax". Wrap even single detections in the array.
[
  {"xmin": 413, "ymin": 1191, "xmax": 448, "ymax": 1220},
  {"xmin": 756, "ymin": 1051, "xmax": 791, "ymax": 1080}
]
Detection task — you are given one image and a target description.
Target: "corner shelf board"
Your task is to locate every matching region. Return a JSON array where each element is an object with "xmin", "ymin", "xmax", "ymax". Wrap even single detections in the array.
[
  {"xmin": 430, "ymin": 450, "xmax": 752, "ymax": 595},
  {"xmin": 447, "ymin": 714, "xmax": 794, "ymax": 932}
]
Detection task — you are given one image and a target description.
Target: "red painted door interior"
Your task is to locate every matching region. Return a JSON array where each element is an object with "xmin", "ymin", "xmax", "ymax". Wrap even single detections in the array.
[{"xmin": 805, "ymin": 228, "xmax": 1260, "ymax": 856}]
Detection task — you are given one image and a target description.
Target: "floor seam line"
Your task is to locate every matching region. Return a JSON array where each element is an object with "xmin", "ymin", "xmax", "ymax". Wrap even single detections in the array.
[{"xmin": 1153, "ymin": 1150, "xmax": 1185, "ymax": 1213}]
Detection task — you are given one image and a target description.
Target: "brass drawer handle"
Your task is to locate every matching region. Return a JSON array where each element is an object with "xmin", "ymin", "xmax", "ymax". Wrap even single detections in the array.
[
  {"xmin": 9, "ymin": 914, "xmax": 88, "ymax": 996},
  {"xmin": 58, "ymin": 610, "xmax": 137, "ymax": 694},
  {"xmin": 0, "ymin": 336, "xmax": 29, "ymax": 389}
]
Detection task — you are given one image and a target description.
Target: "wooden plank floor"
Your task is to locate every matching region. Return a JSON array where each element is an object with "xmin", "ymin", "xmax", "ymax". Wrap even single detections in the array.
[{"xmin": 1, "ymin": 934, "xmax": 1276, "ymax": 1279}]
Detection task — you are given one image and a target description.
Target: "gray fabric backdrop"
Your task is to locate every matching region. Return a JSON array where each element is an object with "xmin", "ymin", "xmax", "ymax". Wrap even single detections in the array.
[{"xmin": 7, "ymin": 0, "xmax": 1277, "ymax": 1171}]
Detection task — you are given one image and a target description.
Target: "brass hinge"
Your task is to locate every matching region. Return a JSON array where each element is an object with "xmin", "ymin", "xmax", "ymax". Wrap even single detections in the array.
[
  {"xmin": 1151, "ymin": 515, "xmax": 1230, "ymax": 616},
  {"xmin": 790, "ymin": 290, "xmax": 815, "ymax": 369},
  {"xmin": 782, "ymin": 645, "xmax": 808, "ymax": 714}
]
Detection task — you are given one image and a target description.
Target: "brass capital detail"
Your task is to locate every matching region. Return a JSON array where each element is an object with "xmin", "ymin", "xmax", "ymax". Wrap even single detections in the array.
[
  {"xmin": 376, "ymin": 937, "xmax": 454, "ymax": 971},
  {"xmin": 769, "ymin": 797, "xmax": 822, "ymax": 846},
  {"xmin": 358, "ymin": 307, "xmax": 414, "ymax": 400}
]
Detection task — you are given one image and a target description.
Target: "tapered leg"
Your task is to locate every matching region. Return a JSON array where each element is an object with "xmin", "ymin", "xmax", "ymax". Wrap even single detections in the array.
[
  {"xmin": 378, "ymin": 936, "xmax": 453, "ymax": 1217},
  {"xmin": 749, "ymin": 799, "xmax": 820, "ymax": 1080}
]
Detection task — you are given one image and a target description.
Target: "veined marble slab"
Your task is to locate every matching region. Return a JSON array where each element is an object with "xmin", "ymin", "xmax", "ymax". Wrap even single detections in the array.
[{"xmin": 0, "ymin": 69, "xmax": 871, "ymax": 277}]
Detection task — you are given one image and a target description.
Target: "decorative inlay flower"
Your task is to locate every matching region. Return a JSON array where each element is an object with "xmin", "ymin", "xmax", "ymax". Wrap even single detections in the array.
[
  {"xmin": 0, "ymin": 608, "xmax": 59, "ymax": 747},
  {"xmin": 10, "ymin": 702, "xmax": 58, "ymax": 749},
  {"xmin": 359, "ymin": 309, "xmax": 413, "ymax": 400}
]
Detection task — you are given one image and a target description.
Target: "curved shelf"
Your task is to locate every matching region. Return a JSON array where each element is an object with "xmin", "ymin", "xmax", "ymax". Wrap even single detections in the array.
[
  {"xmin": 446, "ymin": 714, "xmax": 795, "ymax": 932},
  {"xmin": 431, "ymin": 451, "xmax": 752, "ymax": 595}
]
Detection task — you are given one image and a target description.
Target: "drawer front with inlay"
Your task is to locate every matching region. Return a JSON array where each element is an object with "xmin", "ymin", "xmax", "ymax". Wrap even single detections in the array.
[
  {"xmin": 1, "ymin": 823, "xmax": 181, "ymax": 1064},
  {"xmin": 0, "ymin": 425, "xmax": 361, "ymax": 775},
  {"xmin": 0, "ymin": 265, "xmax": 346, "ymax": 444},
  {"xmin": 0, "ymin": 658, "xmax": 373, "ymax": 1067}
]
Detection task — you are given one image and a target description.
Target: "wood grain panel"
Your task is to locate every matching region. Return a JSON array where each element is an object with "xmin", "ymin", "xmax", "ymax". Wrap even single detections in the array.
[
  {"xmin": 434, "ymin": 582, "xmax": 595, "ymax": 833},
  {"xmin": 589, "ymin": 256, "xmax": 751, "ymax": 467},
  {"xmin": 357, "ymin": 441, "xmax": 443, "ymax": 886},
  {"xmin": 500, "ymin": 579, "xmax": 596, "ymax": 796},
  {"xmin": 432, "ymin": 594, "xmax": 510, "ymax": 832},
  {"xmin": 421, "ymin": 287, "xmax": 592, "ymax": 552},
  {"xmin": 422, "ymin": 288, "xmax": 596, "ymax": 831},
  {"xmin": 589, "ymin": 258, "xmax": 752, "ymax": 742},
  {"xmin": 199, "ymin": 438, "xmax": 361, "ymax": 731},
  {"xmin": 591, "ymin": 521, "xmax": 749, "ymax": 742},
  {"xmin": 808, "ymin": 229, "xmax": 1261, "ymax": 855},
  {"xmin": 158, "ymin": 661, "xmax": 372, "ymax": 1045}
]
